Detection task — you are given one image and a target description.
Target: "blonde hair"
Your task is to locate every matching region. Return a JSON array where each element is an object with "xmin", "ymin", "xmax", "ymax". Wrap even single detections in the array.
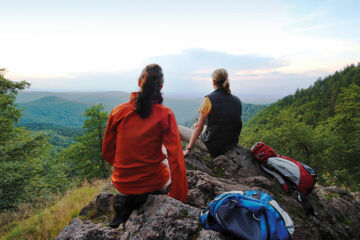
[{"xmin": 212, "ymin": 68, "xmax": 231, "ymax": 94}]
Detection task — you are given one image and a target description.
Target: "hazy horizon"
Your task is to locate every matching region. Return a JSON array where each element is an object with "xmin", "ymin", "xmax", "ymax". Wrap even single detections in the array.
[
  {"xmin": 18, "ymin": 62, "xmax": 354, "ymax": 104},
  {"xmin": 19, "ymin": 88, "xmax": 282, "ymax": 104},
  {"xmin": 2, "ymin": 1, "xmax": 360, "ymax": 97}
]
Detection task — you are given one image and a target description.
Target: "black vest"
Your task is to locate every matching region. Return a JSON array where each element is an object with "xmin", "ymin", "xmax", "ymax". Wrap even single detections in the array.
[{"xmin": 201, "ymin": 88, "xmax": 242, "ymax": 157}]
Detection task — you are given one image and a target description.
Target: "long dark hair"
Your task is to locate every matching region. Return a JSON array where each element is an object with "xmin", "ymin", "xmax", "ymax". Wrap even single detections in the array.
[{"xmin": 135, "ymin": 64, "xmax": 164, "ymax": 118}]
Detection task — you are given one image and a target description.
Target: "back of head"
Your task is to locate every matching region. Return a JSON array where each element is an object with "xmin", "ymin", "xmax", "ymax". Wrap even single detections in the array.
[
  {"xmin": 212, "ymin": 68, "xmax": 231, "ymax": 94},
  {"xmin": 136, "ymin": 64, "xmax": 164, "ymax": 118}
]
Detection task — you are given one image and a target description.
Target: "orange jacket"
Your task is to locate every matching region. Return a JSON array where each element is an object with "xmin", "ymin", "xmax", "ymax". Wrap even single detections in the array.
[{"xmin": 102, "ymin": 92, "xmax": 188, "ymax": 202}]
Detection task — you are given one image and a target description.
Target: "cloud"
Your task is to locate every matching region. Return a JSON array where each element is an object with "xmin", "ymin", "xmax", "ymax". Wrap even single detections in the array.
[
  {"xmin": 24, "ymin": 48, "xmax": 332, "ymax": 101},
  {"xmin": 145, "ymin": 48, "xmax": 287, "ymax": 72},
  {"xmin": 142, "ymin": 48, "xmax": 289, "ymax": 95},
  {"xmin": 231, "ymin": 71, "xmax": 317, "ymax": 96}
]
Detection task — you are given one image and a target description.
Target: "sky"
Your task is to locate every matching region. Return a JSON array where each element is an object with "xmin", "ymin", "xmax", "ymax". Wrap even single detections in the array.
[{"xmin": 1, "ymin": 0, "xmax": 359, "ymax": 100}]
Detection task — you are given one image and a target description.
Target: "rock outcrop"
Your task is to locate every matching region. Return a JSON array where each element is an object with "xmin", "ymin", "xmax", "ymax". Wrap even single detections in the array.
[{"xmin": 56, "ymin": 146, "xmax": 360, "ymax": 240}]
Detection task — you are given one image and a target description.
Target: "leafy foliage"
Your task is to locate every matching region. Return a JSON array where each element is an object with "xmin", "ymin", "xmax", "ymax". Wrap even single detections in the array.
[
  {"xmin": 241, "ymin": 64, "xmax": 360, "ymax": 190},
  {"xmin": 0, "ymin": 76, "xmax": 29, "ymax": 144},
  {"xmin": 0, "ymin": 76, "xmax": 111, "ymax": 237},
  {"xmin": 241, "ymin": 103, "xmax": 267, "ymax": 123},
  {"xmin": 18, "ymin": 123, "xmax": 84, "ymax": 151},
  {"xmin": 19, "ymin": 122, "xmax": 84, "ymax": 137},
  {"xmin": 0, "ymin": 76, "xmax": 72, "ymax": 211},
  {"xmin": 60, "ymin": 104, "xmax": 111, "ymax": 180}
]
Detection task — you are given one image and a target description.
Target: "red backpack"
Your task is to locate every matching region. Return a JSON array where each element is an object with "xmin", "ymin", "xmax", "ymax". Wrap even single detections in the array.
[{"xmin": 251, "ymin": 142, "xmax": 317, "ymax": 196}]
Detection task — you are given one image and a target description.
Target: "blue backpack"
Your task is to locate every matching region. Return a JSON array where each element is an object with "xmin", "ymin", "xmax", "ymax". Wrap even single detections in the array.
[{"xmin": 200, "ymin": 190, "xmax": 294, "ymax": 240}]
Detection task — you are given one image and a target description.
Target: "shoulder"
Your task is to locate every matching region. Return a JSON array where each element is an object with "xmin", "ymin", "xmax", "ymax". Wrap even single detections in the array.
[
  {"xmin": 110, "ymin": 102, "xmax": 134, "ymax": 117},
  {"xmin": 231, "ymin": 94, "xmax": 241, "ymax": 101},
  {"xmin": 200, "ymin": 96, "xmax": 211, "ymax": 105},
  {"xmin": 230, "ymin": 94, "xmax": 241, "ymax": 103},
  {"xmin": 153, "ymin": 104, "xmax": 175, "ymax": 117},
  {"xmin": 206, "ymin": 91, "xmax": 217, "ymax": 99}
]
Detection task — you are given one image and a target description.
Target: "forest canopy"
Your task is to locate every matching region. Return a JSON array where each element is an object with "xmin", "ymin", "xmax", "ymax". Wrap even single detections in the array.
[
  {"xmin": 240, "ymin": 64, "xmax": 360, "ymax": 191},
  {"xmin": 0, "ymin": 75, "xmax": 110, "ymax": 212}
]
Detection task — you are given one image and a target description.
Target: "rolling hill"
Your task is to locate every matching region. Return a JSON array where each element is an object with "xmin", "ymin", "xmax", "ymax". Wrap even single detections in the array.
[
  {"xmin": 18, "ymin": 96, "xmax": 90, "ymax": 127},
  {"xmin": 17, "ymin": 92, "xmax": 267, "ymax": 125}
]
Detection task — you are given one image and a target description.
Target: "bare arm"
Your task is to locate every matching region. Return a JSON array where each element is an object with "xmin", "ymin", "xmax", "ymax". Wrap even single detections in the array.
[{"xmin": 183, "ymin": 112, "xmax": 208, "ymax": 156}]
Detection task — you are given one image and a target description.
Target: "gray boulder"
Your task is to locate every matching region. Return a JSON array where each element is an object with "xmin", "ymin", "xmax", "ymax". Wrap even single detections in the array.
[{"xmin": 56, "ymin": 145, "xmax": 360, "ymax": 240}]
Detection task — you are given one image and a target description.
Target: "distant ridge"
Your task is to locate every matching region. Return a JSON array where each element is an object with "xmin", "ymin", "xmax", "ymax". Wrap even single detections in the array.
[
  {"xmin": 18, "ymin": 96, "xmax": 90, "ymax": 128},
  {"xmin": 16, "ymin": 91, "xmax": 130, "ymax": 110},
  {"xmin": 17, "ymin": 91, "xmax": 267, "ymax": 125}
]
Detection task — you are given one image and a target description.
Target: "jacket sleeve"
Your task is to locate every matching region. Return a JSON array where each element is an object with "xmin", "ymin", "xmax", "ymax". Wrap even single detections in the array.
[
  {"xmin": 162, "ymin": 111, "xmax": 188, "ymax": 202},
  {"xmin": 102, "ymin": 111, "xmax": 116, "ymax": 166}
]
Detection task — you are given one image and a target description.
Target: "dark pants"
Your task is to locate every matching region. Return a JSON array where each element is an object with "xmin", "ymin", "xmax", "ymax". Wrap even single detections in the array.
[
  {"xmin": 111, "ymin": 187, "xmax": 170, "ymax": 227},
  {"xmin": 113, "ymin": 193, "xmax": 149, "ymax": 223}
]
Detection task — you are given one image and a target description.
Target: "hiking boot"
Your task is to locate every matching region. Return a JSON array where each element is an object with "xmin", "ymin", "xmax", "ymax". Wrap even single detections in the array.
[
  {"xmin": 109, "ymin": 194, "xmax": 128, "ymax": 228},
  {"xmin": 109, "ymin": 193, "xmax": 149, "ymax": 228}
]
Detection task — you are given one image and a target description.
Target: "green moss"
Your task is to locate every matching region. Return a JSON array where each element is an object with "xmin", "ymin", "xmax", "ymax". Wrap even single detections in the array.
[
  {"xmin": 201, "ymin": 156, "xmax": 212, "ymax": 162},
  {"xmin": 324, "ymin": 192, "xmax": 340, "ymax": 200},
  {"xmin": 213, "ymin": 167, "xmax": 226, "ymax": 178},
  {"xmin": 78, "ymin": 213, "xmax": 89, "ymax": 221},
  {"xmin": 270, "ymin": 184, "xmax": 309, "ymax": 221},
  {"xmin": 185, "ymin": 163, "xmax": 195, "ymax": 170},
  {"xmin": 341, "ymin": 216, "xmax": 357, "ymax": 234},
  {"xmin": 86, "ymin": 208, "xmax": 97, "ymax": 219},
  {"xmin": 271, "ymin": 183, "xmax": 287, "ymax": 205},
  {"xmin": 90, "ymin": 216, "xmax": 109, "ymax": 224},
  {"xmin": 79, "ymin": 207, "xmax": 112, "ymax": 225},
  {"xmin": 342, "ymin": 217, "xmax": 353, "ymax": 226},
  {"xmin": 71, "ymin": 212, "xmax": 78, "ymax": 219}
]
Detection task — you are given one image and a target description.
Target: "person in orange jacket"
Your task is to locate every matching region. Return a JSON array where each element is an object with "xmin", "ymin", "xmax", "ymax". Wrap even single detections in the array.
[{"xmin": 102, "ymin": 64, "xmax": 188, "ymax": 228}]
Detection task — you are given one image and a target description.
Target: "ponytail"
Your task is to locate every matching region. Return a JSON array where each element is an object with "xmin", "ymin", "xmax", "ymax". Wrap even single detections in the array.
[
  {"xmin": 136, "ymin": 64, "xmax": 164, "ymax": 118},
  {"xmin": 222, "ymin": 79, "xmax": 231, "ymax": 94},
  {"xmin": 212, "ymin": 68, "xmax": 231, "ymax": 94}
]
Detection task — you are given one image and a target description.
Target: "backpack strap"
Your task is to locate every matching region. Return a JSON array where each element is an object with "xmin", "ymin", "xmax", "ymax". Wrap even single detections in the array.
[
  {"xmin": 260, "ymin": 165, "xmax": 289, "ymax": 193},
  {"xmin": 268, "ymin": 200, "xmax": 295, "ymax": 234},
  {"xmin": 200, "ymin": 204, "xmax": 224, "ymax": 232}
]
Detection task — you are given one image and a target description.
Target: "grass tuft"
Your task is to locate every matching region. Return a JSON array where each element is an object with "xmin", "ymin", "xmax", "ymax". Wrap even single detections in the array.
[{"xmin": 0, "ymin": 179, "xmax": 107, "ymax": 240}]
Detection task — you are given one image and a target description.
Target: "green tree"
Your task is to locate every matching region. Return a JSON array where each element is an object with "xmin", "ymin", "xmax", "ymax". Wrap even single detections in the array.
[
  {"xmin": 313, "ymin": 84, "xmax": 360, "ymax": 190},
  {"xmin": 241, "ymin": 65, "xmax": 360, "ymax": 190},
  {"xmin": 241, "ymin": 109, "xmax": 314, "ymax": 165},
  {"xmin": 0, "ymin": 74, "xmax": 29, "ymax": 144},
  {"xmin": 60, "ymin": 104, "xmax": 110, "ymax": 180},
  {"xmin": 0, "ymin": 75, "xmax": 51, "ymax": 210}
]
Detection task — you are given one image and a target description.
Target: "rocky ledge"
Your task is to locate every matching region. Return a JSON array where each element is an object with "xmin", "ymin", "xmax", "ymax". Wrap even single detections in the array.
[{"xmin": 56, "ymin": 146, "xmax": 360, "ymax": 240}]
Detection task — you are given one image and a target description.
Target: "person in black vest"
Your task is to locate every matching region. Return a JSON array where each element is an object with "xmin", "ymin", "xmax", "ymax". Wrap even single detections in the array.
[{"xmin": 179, "ymin": 68, "xmax": 242, "ymax": 158}]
